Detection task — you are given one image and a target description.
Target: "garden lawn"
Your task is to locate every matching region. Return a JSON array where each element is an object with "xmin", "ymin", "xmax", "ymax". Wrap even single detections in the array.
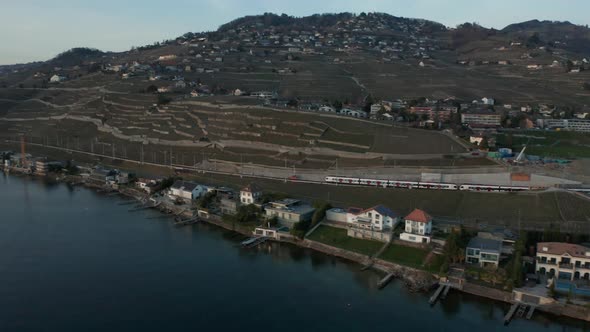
[
  {"xmin": 379, "ymin": 243, "xmax": 429, "ymax": 269},
  {"xmin": 307, "ymin": 225, "xmax": 382, "ymax": 256}
]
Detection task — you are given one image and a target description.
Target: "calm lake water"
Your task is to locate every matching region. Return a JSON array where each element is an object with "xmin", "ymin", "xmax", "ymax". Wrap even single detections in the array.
[{"xmin": 0, "ymin": 173, "xmax": 588, "ymax": 331}]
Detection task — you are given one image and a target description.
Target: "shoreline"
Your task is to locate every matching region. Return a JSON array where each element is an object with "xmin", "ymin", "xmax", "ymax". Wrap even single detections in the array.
[{"xmin": 4, "ymin": 169, "xmax": 590, "ymax": 324}]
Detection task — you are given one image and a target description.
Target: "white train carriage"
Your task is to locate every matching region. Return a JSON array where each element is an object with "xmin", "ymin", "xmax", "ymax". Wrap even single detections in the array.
[
  {"xmin": 416, "ymin": 182, "xmax": 458, "ymax": 190},
  {"xmin": 388, "ymin": 180, "xmax": 419, "ymax": 189},
  {"xmin": 459, "ymin": 184, "xmax": 501, "ymax": 192},
  {"xmin": 325, "ymin": 176, "xmax": 359, "ymax": 185},
  {"xmin": 359, "ymin": 178, "xmax": 388, "ymax": 187},
  {"xmin": 325, "ymin": 176, "xmax": 340, "ymax": 184},
  {"xmin": 498, "ymin": 185, "xmax": 529, "ymax": 192}
]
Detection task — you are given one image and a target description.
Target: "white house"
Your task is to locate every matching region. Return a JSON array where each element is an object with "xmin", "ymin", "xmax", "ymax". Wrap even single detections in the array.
[
  {"xmin": 240, "ymin": 183, "xmax": 262, "ymax": 205},
  {"xmin": 169, "ymin": 180, "xmax": 207, "ymax": 200},
  {"xmin": 340, "ymin": 108, "xmax": 368, "ymax": 118},
  {"xmin": 136, "ymin": 178, "xmax": 157, "ymax": 194},
  {"xmin": 49, "ymin": 75, "xmax": 66, "ymax": 83},
  {"xmin": 319, "ymin": 105, "xmax": 336, "ymax": 113},
  {"xmin": 400, "ymin": 208, "xmax": 433, "ymax": 244},
  {"xmin": 466, "ymin": 236, "xmax": 502, "ymax": 268},
  {"xmin": 347, "ymin": 205, "xmax": 398, "ymax": 231},
  {"xmin": 481, "ymin": 97, "xmax": 495, "ymax": 106},
  {"xmin": 370, "ymin": 103, "xmax": 383, "ymax": 116}
]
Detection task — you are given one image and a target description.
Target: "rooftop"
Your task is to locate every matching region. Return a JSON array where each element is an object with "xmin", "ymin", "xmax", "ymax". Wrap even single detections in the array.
[
  {"xmin": 405, "ymin": 208, "xmax": 432, "ymax": 223},
  {"xmin": 467, "ymin": 236, "xmax": 502, "ymax": 253},
  {"xmin": 272, "ymin": 198, "xmax": 301, "ymax": 207},
  {"xmin": 537, "ymin": 242, "xmax": 590, "ymax": 258},
  {"xmin": 241, "ymin": 183, "xmax": 262, "ymax": 193},
  {"xmin": 362, "ymin": 204, "xmax": 398, "ymax": 218},
  {"xmin": 171, "ymin": 180, "xmax": 199, "ymax": 191}
]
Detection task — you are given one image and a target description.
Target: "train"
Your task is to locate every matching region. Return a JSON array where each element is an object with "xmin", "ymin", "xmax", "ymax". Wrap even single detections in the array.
[{"xmin": 324, "ymin": 176, "xmax": 533, "ymax": 192}]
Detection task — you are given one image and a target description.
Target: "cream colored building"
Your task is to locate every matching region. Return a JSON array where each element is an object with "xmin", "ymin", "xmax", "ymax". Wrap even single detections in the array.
[{"xmin": 536, "ymin": 242, "xmax": 590, "ymax": 281}]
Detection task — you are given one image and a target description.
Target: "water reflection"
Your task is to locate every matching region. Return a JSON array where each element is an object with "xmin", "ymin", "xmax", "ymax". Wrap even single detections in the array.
[{"xmin": 2, "ymin": 174, "xmax": 590, "ymax": 332}]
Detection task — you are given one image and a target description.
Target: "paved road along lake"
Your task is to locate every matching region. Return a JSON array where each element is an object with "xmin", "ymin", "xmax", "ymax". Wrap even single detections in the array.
[{"xmin": 0, "ymin": 173, "xmax": 587, "ymax": 331}]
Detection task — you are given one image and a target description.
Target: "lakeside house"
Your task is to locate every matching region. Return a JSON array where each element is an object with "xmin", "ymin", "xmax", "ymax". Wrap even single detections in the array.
[
  {"xmin": 400, "ymin": 209, "xmax": 433, "ymax": 244},
  {"xmin": 536, "ymin": 242, "xmax": 590, "ymax": 297},
  {"xmin": 136, "ymin": 178, "xmax": 158, "ymax": 194},
  {"xmin": 264, "ymin": 198, "xmax": 315, "ymax": 226},
  {"xmin": 240, "ymin": 184, "xmax": 262, "ymax": 205},
  {"xmin": 346, "ymin": 205, "xmax": 398, "ymax": 231},
  {"xmin": 465, "ymin": 236, "xmax": 502, "ymax": 268},
  {"xmin": 169, "ymin": 180, "xmax": 207, "ymax": 201},
  {"xmin": 346, "ymin": 205, "xmax": 399, "ymax": 242},
  {"xmin": 220, "ymin": 197, "xmax": 238, "ymax": 215},
  {"xmin": 536, "ymin": 242, "xmax": 590, "ymax": 281},
  {"xmin": 89, "ymin": 167, "xmax": 116, "ymax": 184}
]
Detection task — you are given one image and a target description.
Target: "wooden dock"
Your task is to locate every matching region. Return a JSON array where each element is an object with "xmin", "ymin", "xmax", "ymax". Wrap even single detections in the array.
[
  {"xmin": 504, "ymin": 303, "xmax": 519, "ymax": 325},
  {"xmin": 360, "ymin": 261, "xmax": 374, "ymax": 271},
  {"xmin": 429, "ymin": 284, "xmax": 445, "ymax": 305},
  {"xmin": 516, "ymin": 303, "xmax": 527, "ymax": 318},
  {"xmin": 441, "ymin": 284, "xmax": 451, "ymax": 300},
  {"xmin": 128, "ymin": 202, "xmax": 160, "ymax": 212},
  {"xmin": 526, "ymin": 305, "xmax": 536, "ymax": 320},
  {"xmin": 241, "ymin": 237, "xmax": 268, "ymax": 248},
  {"xmin": 174, "ymin": 217, "xmax": 199, "ymax": 226},
  {"xmin": 377, "ymin": 273, "xmax": 395, "ymax": 289}
]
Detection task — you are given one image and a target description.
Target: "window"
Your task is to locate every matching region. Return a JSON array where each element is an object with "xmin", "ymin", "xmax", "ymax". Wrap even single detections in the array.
[
  {"xmin": 481, "ymin": 253, "xmax": 498, "ymax": 261},
  {"xmin": 467, "ymin": 249, "xmax": 475, "ymax": 256}
]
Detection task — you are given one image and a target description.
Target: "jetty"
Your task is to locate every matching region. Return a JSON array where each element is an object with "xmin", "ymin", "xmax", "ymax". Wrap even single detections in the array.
[
  {"xmin": 174, "ymin": 217, "xmax": 199, "ymax": 226},
  {"xmin": 440, "ymin": 284, "xmax": 451, "ymax": 300},
  {"xmin": 377, "ymin": 273, "xmax": 395, "ymax": 289},
  {"xmin": 128, "ymin": 201, "xmax": 161, "ymax": 212},
  {"xmin": 504, "ymin": 302, "xmax": 519, "ymax": 325},
  {"xmin": 429, "ymin": 284, "xmax": 446, "ymax": 305},
  {"xmin": 241, "ymin": 237, "xmax": 268, "ymax": 248},
  {"xmin": 526, "ymin": 305, "xmax": 536, "ymax": 320}
]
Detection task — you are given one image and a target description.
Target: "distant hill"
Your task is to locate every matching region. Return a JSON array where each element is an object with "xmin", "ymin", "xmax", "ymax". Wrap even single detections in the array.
[
  {"xmin": 1, "ymin": 12, "xmax": 589, "ymax": 107},
  {"xmin": 50, "ymin": 47, "xmax": 105, "ymax": 67},
  {"xmin": 501, "ymin": 19, "xmax": 590, "ymax": 53}
]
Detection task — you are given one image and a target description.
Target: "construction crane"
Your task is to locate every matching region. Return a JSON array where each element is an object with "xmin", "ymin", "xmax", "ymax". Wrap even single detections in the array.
[{"xmin": 514, "ymin": 138, "xmax": 530, "ymax": 165}]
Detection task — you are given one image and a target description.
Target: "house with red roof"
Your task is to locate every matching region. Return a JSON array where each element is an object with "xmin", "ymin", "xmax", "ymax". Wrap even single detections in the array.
[
  {"xmin": 400, "ymin": 208, "xmax": 433, "ymax": 244},
  {"xmin": 240, "ymin": 183, "xmax": 262, "ymax": 205}
]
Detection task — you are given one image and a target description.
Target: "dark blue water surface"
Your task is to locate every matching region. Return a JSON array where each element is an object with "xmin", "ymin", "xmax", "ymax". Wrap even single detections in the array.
[{"xmin": 0, "ymin": 174, "xmax": 588, "ymax": 331}]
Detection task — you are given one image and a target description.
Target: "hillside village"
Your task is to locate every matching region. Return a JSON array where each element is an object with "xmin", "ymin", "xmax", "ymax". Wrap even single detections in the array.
[{"xmin": 2, "ymin": 14, "xmax": 589, "ymax": 155}]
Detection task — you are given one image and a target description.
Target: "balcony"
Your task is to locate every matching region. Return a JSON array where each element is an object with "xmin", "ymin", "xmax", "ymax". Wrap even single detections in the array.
[{"xmin": 559, "ymin": 262, "xmax": 574, "ymax": 269}]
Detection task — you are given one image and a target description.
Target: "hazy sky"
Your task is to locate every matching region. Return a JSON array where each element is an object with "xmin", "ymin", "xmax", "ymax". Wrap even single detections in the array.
[{"xmin": 1, "ymin": 0, "xmax": 589, "ymax": 65}]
